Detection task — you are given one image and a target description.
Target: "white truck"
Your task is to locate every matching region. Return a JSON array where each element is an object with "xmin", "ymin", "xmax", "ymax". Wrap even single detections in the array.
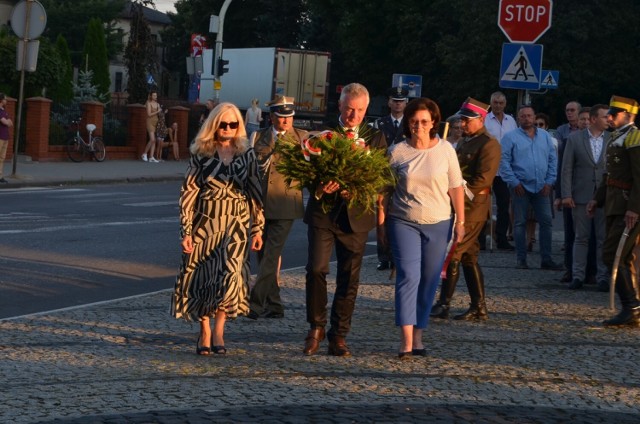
[{"xmin": 199, "ymin": 47, "xmax": 331, "ymax": 129}]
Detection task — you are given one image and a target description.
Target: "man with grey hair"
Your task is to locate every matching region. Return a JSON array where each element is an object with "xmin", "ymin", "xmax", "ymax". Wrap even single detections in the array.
[
  {"xmin": 302, "ymin": 83, "xmax": 387, "ymax": 357},
  {"xmin": 484, "ymin": 91, "xmax": 518, "ymax": 250}
]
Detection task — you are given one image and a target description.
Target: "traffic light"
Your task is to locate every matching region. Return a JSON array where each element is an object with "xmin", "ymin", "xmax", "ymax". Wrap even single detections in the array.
[{"xmin": 217, "ymin": 57, "xmax": 229, "ymax": 76}]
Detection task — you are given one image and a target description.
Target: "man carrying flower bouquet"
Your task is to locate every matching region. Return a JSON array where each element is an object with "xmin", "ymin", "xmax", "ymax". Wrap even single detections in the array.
[
  {"xmin": 303, "ymin": 83, "xmax": 388, "ymax": 357},
  {"xmin": 248, "ymin": 95, "xmax": 308, "ymax": 320}
]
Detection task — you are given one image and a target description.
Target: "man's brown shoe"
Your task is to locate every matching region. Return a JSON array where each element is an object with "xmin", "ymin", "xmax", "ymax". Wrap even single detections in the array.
[
  {"xmin": 303, "ymin": 328, "xmax": 325, "ymax": 355},
  {"xmin": 328, "ymin": 336, "xmax": 351, "ymax": 357}
]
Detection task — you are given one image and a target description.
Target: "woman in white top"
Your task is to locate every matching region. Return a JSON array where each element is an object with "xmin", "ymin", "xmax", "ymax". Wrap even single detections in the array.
[
  {"xmin": 244, "ymin": 98, "xmax": 263, "ymax": 139},
  {"xmin": 382, "ymin": 98, "xmax": 465, "ymax": 359}
]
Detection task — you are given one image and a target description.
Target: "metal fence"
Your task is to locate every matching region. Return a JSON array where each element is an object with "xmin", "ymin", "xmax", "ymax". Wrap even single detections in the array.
[{"xmin": 49, "ymin": 103, "xmax": 128, "ymax": 146}]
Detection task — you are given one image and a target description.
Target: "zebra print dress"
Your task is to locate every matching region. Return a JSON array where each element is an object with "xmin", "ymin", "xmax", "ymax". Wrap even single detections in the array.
[{"xmin": 171, "ymin": 148, "xmax": 264, "ymax": 322}]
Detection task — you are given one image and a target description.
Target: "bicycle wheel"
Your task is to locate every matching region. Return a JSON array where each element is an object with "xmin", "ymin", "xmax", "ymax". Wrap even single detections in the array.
[
  {"xmin": 67, "ymin": 137, "xmax": 86, "ymax": 162},
  {"xmin": 91, "ymin": 137, "xmax": 106, "ymax": 162}
]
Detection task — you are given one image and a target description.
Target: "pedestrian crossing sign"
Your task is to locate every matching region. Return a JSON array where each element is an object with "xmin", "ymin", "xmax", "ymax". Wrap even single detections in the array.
[
  {"xmin": 540, "ymin": 70, "xmax": 560, "ymax": 89},
  {"xmin": 499, "ymin": 43, "xmax": 543, "ymax": 90}
]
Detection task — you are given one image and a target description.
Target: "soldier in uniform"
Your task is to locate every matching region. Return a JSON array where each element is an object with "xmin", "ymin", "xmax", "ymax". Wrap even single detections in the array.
[
  {"xmin": 430, "ymin": 98, "xmax": 501, "ymax": 321},
  {"xmin": 248, "ymin": 95, "xmax": 308, "ymax": 320},
  {"xmin": 588, "ymin": 95, "xmax": 640, "ymax": 327},
  {"xmin": 374, "ymin": 87, "xmax": 408, "ymax": 270}
]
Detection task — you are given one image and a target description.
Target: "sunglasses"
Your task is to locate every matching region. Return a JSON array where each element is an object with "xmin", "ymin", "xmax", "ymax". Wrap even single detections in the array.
[
  {"xmin": 536, "ymin": 122, "xmax": 546, "ymax": 127},
  {"xmin": 219, "ymin": 121, "xmax": 239, "ymax": 130}
]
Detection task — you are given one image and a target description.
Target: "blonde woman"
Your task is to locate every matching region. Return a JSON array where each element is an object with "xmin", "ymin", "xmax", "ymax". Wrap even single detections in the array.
[
  {"xmin": 171, "ymin": 102, "xmax": 264, "ymax": 355},
  {"xmin": 142, "ymin": 90, "xmax": 163, "ymax": 162},
  {"xmin": 244, "ymin": 98, "xmax": 263, "ymax": 139}
]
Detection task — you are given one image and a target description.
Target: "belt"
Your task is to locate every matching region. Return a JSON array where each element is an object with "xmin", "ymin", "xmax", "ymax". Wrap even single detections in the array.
[
  {"xmin": 607, "ymin": 178, "xmax": 632, "ymax": 190},
  {"xmin": 476, "ymin": 188, "xmax": 490, "ymax": 195}
]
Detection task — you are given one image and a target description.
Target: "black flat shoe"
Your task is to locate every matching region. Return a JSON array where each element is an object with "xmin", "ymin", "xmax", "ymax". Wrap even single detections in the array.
[
  {"xmin": 411, "ymin": 348, "xmax": 427, "ymax": 356},
  {"xmin": 196, "ymin": 336, "xmax": 211, "ymax": 356},
  {"xmin": 212, "ymin": 345, "xmax": 227, "ymax": 355},
  {"xmin": 398, "ymin": 351, "xmax": 413, "ymax": 360}
]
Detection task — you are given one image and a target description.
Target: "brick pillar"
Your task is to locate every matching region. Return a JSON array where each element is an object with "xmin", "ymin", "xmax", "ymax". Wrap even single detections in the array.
[
  {"xmin": 3, "ymin": 97, "xmax": 16, "ymax": 160},
  {"xmin": 127, "ymin": 104, "xmax": 147, "ymax": 157},
  {"xmin": 25, "ymin": 97, "xmax": 52, "ymax": 161},
  {"xmin": 81, "ymin": 101, "xmax": 104, "ymax": 138},
  {"xmin": 167, "ymin": 106, "xmax": 190, "ymax": 158}
]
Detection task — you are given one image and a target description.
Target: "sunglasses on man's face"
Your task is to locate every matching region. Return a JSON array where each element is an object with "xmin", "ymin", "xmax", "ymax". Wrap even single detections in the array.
[{"xmin": 219, "ymin": 121, "xmax": 239, "ymax": 130}]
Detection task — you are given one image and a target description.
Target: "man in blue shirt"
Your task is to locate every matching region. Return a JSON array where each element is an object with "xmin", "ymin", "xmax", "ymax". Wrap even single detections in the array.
[{"xmin": 500, "ymin": 105, "xmax": 563, "ymax": 270}]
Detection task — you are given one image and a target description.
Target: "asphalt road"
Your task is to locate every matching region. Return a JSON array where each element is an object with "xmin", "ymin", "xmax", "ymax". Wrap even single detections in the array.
[{"xmin": 0, "ymin": 181, "xmax": 377, "ymax": 319}]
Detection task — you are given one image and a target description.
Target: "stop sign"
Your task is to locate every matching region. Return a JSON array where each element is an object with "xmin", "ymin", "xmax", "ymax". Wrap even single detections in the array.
[{"xmin": 498, "ymin": 0, "xmax": 553, "ymax": 43}]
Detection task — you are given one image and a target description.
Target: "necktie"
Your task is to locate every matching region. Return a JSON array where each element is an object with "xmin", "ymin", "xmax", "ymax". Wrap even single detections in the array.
[{"xmin": 394, "ymin": 119, "xmax": 399, "ymax": 130}]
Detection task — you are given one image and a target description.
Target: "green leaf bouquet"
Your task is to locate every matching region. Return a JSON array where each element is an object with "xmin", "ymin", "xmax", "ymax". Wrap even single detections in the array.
[{"xmin": 275, "ymin": 129, "xmax": 396, "ymax": 213}]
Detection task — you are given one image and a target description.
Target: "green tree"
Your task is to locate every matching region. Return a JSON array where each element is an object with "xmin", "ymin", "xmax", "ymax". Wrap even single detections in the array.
[
  {"xmin": 39, "ymin": 0, "xmax": 127, "ymax": 66},
  {"xmin": 50, "ymin": 34, "xmax": 74, "ymax": 104},
  {"xmin": 82, "ymin": 18, "xmax": 111, "ymax": 103},
  {"xmin": 125, "ymin": 1, "xmax": 156, "ymax": 103},
  {"xmin": 0, "ymin": 32, "xmax": 64, "ymax": 98}
]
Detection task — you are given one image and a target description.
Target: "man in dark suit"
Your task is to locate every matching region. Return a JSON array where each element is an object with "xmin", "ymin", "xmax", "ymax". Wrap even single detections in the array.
[
  {"xmin": 303, "ymin": 83, "xmax": 387, "ymax": 357},
  {"xmin": 373, "ymin": 87, "xmax": 408, "ymax": 271},
  {"xmin": 561, "ymin": 104, "xmax": 610, "ymax": 291},
  {"xmin": 248, "ymin": 96, "xmax": 308, "ymax": 319}
]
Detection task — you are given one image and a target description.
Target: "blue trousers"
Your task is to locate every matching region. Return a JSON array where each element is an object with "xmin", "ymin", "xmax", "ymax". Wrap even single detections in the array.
[
  {"xmin": 511, "ymin": 189, "xmax": 553, "ymax": 263},
  {"xmin": 388, "ymin": 217, "xmax": 450, "ymax": 328}
]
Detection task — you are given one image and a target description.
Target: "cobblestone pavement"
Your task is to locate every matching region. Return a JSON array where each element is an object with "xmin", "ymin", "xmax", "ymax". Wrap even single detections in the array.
[{"xmin": 1, "ymin": 247, "xmax": 639, "ymax": 423}]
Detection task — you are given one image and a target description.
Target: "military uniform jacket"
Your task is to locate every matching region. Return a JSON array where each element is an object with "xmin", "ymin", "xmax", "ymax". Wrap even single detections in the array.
[
  {"xmin": 594, "ymin": 125, "xmax": 640, "ymax": 217},
  {"xmin": 304, "ymin": 122, "xmax": 387, "ymax": 232},
  {"xmin": 253, "ymin": 126, "xmax": 308, "ymax": 220},
  {"xmin": 456, "ymin": 127, "xmax": 501, "ymax": 222},
  {"xmin": 375, "ymin": 115, "xmax": 405, "ymax": 145}
]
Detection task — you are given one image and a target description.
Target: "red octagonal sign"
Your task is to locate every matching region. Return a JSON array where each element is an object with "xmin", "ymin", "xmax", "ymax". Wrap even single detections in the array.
[{"xmin": 498, "ymin": 0, "xmax": 553, "ymax": 44}]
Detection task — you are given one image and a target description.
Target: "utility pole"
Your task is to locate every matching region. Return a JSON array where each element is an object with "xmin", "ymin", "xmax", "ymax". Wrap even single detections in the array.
[{"xmin": 212, "ymin": 0, "xmax": 233, "ymax": 102}]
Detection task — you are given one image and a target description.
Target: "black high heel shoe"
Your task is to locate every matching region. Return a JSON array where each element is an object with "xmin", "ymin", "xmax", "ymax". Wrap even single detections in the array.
[
  {"xmin": 196, "ymin": 335, "xmax": 211, "ymax": 356},
  {"xmin": 211, "ymin": 334, "xmax": 226, "ymax": 355}
]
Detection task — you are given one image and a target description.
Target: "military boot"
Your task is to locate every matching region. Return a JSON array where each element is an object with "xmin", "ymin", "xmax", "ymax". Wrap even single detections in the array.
[
  {"xmin": 430, "ymin": 260, "xmax": 460, "ymax": 319},
  {"xmin": 454, "ymin": 262, "xmax": 489, "ymax": 321},
  {"xmin": 604, "ymin": 267, "xmax": 640, "ymax": 327}
]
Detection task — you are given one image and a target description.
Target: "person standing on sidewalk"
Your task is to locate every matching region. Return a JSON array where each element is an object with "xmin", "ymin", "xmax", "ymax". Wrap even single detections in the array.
[
  {"xmin": 484, "ymin": 91, "xmax": 518, "ymax": 250},
  {"xmin": 142, "ymin": 90, "xmax": 162, "ymax": 163},
  {"xmin": 588, "ymin": 95, "xmax": 640, "ymax": 327},
  {"xmin": 430, "ymin": 98, "xmax": 500, "ymax": 321},
  {"xmin": 500, "ymin": 105, "xmax": 563, "ymax": 271},
  {"xmin": 561, "ymin": 104, "xmax": 610, "ymax": 291},
  {"xmin": 247, "ymin": 96, "xmax": 307, "ymax": 320},
  {"xmin": 171, "ymin": 102, "xmax": 264, "ymax": 355},
  {"xmin": 0, "ymin": 93, "xmax": 13, "ymax": 184},
  {"xmin": 554, "ymin": 101, "xmax": 582, "ymax": 283},
  {"xmin": 374, "ymin": 87, "xmax": 409, "ymax": 271},
  {"xmin": 302, "ymin": 83, "xmax": 386, "ymax": 357}
]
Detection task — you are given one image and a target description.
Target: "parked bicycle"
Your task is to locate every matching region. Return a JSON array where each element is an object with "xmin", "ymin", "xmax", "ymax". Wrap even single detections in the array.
[{"xmin": 66, "ymin": 118, "xmax": 106, "ymax": 162}]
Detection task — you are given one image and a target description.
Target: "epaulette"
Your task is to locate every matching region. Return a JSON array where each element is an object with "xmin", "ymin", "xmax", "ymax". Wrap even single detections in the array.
[{"xmin": 624, "ymin": 127, "xmax": 640, "ymax": 148}]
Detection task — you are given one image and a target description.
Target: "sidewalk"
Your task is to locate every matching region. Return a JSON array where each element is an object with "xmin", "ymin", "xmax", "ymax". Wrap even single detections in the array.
[
  {"xmin": 1, "ymin": 157, "xmax": 187, "ymax": 188},
  {"xmin": 1, "ymin": 252, "xmax": 639, "ymax": 423},
  {"xmin": 0, "ymin": 158, "xmax": 639, "ymax": 422}
]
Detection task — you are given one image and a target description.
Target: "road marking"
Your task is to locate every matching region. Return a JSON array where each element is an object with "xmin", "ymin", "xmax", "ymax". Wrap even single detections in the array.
[
  {"xmin": 0, "ymin": 217, "xmax": 178, "ymax": 234},
  {"xmin": 123, "ymin": 201, "xmax": 178, "ymax": 207}
]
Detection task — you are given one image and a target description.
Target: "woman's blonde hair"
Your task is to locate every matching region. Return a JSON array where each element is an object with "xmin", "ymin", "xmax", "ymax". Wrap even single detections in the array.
[
  {"xmin": 251, "ymin": 98, "xmax": 259, "ymax": 107},
  {"xmin": 191, "ymin": 102, "xmax": 249, "ymax": 157}
]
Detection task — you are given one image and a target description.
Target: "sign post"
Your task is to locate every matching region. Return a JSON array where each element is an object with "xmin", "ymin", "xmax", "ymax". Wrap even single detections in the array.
[
  {"xmin": 498, "ymin": 0, "xmax": 552, "ymax": 43},
  {"xmin": 10, "ymin": 0, "xmax": 46, "ymax": 176},
  {"xmin": 497, "ymin": 0, "xmax": 553, "ymax": 105}
]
